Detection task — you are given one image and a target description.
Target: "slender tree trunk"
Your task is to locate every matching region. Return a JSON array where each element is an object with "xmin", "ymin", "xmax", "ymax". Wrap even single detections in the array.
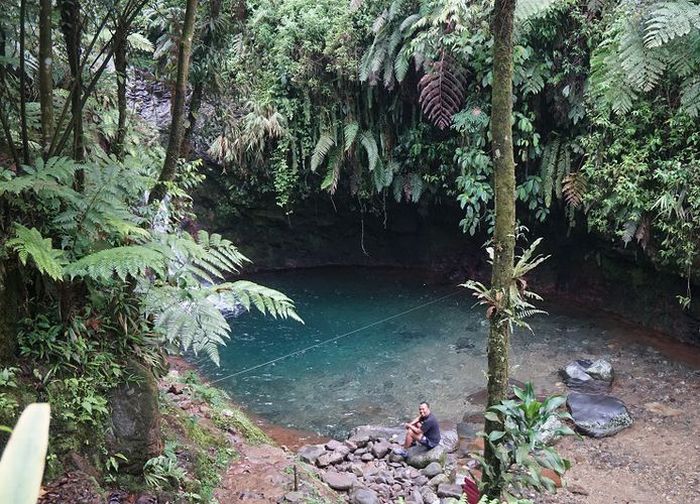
[
  {"xmin": 483, "ymin": 0, "xmax": 517, "ymax": 499},
  {"xmin": 113, "ymin": 25, "xmax": 128, "ymax": 160},
  {"xmin": 39, "ymin": 0, "xmax": 54, "ymax": 156},
  {"xmin": 19, "ymin": 0, "xmax": 29, "ymax": 164},
  {"xmin": 182, "ymin": 82, "xmax": 202, "ymax": 155},
  {"xmin": 0, "ymin": 28, "xmax": 20, "ymax": 167},
  {"xmin": 0, "ymin": 263, "xmax": 19, "ymax": 363},
  {"xmin": 182, "ymin": 0, "xmax": 221, "ymax": 151},
  {"xmin": 149, "ymin": 0, "xmax": 199, "ymax": 203},
  {"xmin": 59, "ymin": 0, "xmax": 85, "ymax": 188}
]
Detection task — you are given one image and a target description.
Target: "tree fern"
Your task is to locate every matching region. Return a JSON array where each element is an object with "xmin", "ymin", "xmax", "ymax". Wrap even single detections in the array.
[
  {"xmin": 562, "ymin": 171, "xmax": 587, "ymax": 208},
  {"xmin": 0, "ymin": 157, "xmax": 77, "ymax": 200},
  {"xmin": 680, "ymin": 77, "xmax": 700, "ymax": 117},
  {"xmin": 224, "ymin": 280, "xmax": 302, "ymax": 322},
  {"xmin": 343, "ymin": 121, "xmax": 359, "ymax": 151},
  {"xmin": 6, "ymin": 225, "xmax": 65, "ymax": 281},
  {"xmin": 320, "ymin": 148, "xmax": 342, "ymax": 194}
]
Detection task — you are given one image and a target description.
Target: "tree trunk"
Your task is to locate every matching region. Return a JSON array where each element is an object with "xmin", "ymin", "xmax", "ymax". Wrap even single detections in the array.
[
  {"xmin": 182, "ymin": 0, "xmax": 221, "ymax": 151},
  {"xmin": 483, "ymin": 0, "xmax": 517, "ymax": 499},
  {"xmin": 149, "ymin": 0, "xmax": 199, "ymax": 204},
  {"xmin": 39, "ymin": 0, "xmax": 54, "ymax": 156},
  {"xmin": 113, "ymin": 26, "xmax": 128, "ymax": 160},
  {"xmin": 59, "ymin": 0, "xmax": 85, "ymax": 187},
  {"xmin": 19, "ymin": 0, "xmax": 29, "ymax": 164},
  {"xmin": 0, "ymin": 264, "xmax": 19, "ymax": 363}
]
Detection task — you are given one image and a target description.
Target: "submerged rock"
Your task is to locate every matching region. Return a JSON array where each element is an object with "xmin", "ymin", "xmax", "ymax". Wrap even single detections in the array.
[{"xmin": 567, "ymin": 392, "xmax": 633, "ymax": 437}]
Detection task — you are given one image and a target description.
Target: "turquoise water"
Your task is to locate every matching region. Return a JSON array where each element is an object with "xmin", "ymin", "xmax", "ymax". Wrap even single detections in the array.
[{"xmin": 195, "ymin": 267, "xmax": 613, "ymax": 438}]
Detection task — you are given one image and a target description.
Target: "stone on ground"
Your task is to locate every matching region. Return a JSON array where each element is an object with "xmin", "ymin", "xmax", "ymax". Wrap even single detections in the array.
[
  {"xmin": 349, "ymin": 487, "xmax": 379, "ymax": 504},
  {"xmin": 298, "ymin": 444, "xmax": 327, "ymax": 465},
  {"xmin": 323, "ymin": 471, "xmax": 356, "ymax": 491},
  {"xmin": 567, "ymin": 391, "xmax": 633, "ymax": 437},
  {"xmin": 421, "ymin": 461, "xmax": 442, "ymax": 478}
]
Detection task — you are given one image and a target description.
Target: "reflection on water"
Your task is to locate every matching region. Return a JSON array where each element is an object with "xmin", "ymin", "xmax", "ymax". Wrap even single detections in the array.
[{"xmin": 195, "ymin": 267, "xmax": 616, "ymax": 438}]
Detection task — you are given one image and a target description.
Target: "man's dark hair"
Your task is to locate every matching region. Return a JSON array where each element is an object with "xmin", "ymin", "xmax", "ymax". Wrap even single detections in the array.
[{"xmin": 420, "ymin": 401, "xmax": 430, "ymax": 408}]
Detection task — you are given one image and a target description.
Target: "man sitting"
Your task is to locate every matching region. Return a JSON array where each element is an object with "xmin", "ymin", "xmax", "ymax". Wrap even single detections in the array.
[{"xmin": 396, "ymin": 401, "xmax": 441, "ymax": 457}]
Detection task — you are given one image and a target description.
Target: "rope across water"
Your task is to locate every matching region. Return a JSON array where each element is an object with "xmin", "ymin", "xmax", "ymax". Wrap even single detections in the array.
[{"xmin": 207, "ymin": 289, "xmax": 463, "ymax": 384}]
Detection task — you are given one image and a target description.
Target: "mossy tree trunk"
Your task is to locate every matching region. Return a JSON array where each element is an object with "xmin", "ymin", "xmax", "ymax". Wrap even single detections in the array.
[
  {"xmin": 150, "ymin": 0, "xmax": 199, "ymax": 203},
  {"xmin": 483, "ymin": 0, "xmax": 516, "ymax": 499},
  {"xmin": 112, "ymin": 23, "xmax": 128, "ymax": 160}
]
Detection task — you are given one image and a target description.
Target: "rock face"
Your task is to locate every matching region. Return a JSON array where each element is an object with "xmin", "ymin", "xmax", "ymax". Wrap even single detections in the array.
[
  {"xmin": 107, "ymin": 360, "xmax": 162, "ymax": 473},
  {"xmin": 567, "ymin": 392, "xmax": 633, "ymax": 437},
  {"xmin": 560, "ymin": 359, "xmax": 613, "ymax": 392}
]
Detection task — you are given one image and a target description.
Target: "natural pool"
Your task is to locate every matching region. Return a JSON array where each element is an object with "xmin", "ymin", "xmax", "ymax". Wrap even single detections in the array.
[{"xmin": 195, "ymin": 267, "xmax": 621, "ymax": 439}]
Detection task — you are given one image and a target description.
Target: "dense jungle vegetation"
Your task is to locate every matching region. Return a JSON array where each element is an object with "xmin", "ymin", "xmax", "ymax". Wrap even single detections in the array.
[{"xmin": 0, "ymin": 0, "xmax": 699, "ymax": 501}]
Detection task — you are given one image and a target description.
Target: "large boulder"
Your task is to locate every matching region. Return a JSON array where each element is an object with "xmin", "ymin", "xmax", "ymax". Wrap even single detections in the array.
[
  {"xmin": 107, "ymin": 360, "xmax": 162, "ymax": 473},
  {"xmin": 567, "ymin": 392, "xmax": 633, "ymax": 437},
  {"xmin": 560, "ymin": 359, "xmax": 613, "ymax": 392},
  {"xmin": 406, "ymin": 444, "xmax": 446, "ymax": 469}
]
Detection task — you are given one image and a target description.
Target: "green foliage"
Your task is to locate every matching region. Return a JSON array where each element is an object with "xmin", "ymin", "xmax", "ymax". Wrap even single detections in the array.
[
  {"xmin": 476, "ymin": 383, "xmax": 574, "ymax": 498},
  {"xmin": 0, "ymin": 404, "xmax": 51, "ymax": 504},
  {"xmin": 143, "ymin": 441, "xmax": 187, "ymax": 490},
  {"xmin": 6, "ymin": 225, "xmax": 65, "ymax": 281},
  {"xmin": 464, "ymin": 237, "xmax": 549, "ymax": 332}
]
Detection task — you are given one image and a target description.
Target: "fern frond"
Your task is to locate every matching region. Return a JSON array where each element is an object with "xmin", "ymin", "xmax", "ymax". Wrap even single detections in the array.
[
  {"xmin": 644, "ymin": 0, "xmax": 700, "ymax": 48},
  {"xmin": 555, "ymin": 145, "xmax": 570, "ymax": 200},
  {"xmin": 320, "ymin": 148, "xmax": 342, "ymax": 194},
  {"xmin": 225, "ymin": 280, "xmax": 303, "ymax": 323},
  {"xmin": 358, "ymin": 131, "xmax": 379, "ymax": 172},
  {"xmin": 540, "ymin": 139, "xmax": 559, "ymax": 208},
  {"xmin": 127, "ymin": 32, "xmax": 155, "ymax": 53},
  {"xmin": 418, "ymin": 53, "xmax": 468, "ymax": 129},
  {"xmin": 311, "ymin": 134, "xmax": 336, "ymax": 172},
  {"xmin": 620, "ymin": 21, "xmax": 666, "ymax": 92},
  {"xmin": 680, "ymin": 76, "xmax": 700, "ymax": 117},
  {"xmin": 6, "ymin": 225, "xmax": 65, "ymax": 281},
  {"xmin": 515, "ymin": 0, "xmax": 561, "ymax": 22},
  {"xmin": 562, "ymin": 171, "xmax": 587, "ymax": 208},
  {"xmin": 343, "ymin": 122, "xmax": 359, "ymax": 151},
  {"xmin": 65, "ymin": 245, "xmax": 165, "ymax": 281}
]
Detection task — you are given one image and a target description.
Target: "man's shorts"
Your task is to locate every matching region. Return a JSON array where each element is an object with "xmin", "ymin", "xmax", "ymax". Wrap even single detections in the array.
[{"xmin": 418, "ymin": 436, "xmax": 438, "ymax": 449}]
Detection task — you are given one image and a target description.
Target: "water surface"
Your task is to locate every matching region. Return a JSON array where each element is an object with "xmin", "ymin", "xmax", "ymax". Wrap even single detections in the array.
[{"xmin": 196, "ymin": 267, "xmax": 615, "ymax": 438}]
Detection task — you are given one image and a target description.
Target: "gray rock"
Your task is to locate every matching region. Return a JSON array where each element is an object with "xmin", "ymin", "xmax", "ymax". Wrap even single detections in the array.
[
  {"xmin": 349, "ymin": 488, "xmax": 379, "ymax": 504},
  {"xmin": 536, "ymin": 416, "xmax": 565, "ymax": 446},
  {"xmin": 350, "ymin": 463, "xmax": 364, "ymax": 477},
  {"xmin": 561, "ymin": 359, "xmax": 613, "ymax": 392},
  {"xmin": 437, "ymin": 483, "xmax": 463, "ymax": 499},
  {"xmin": 107, "ymin": 360, "xmax": 162, "ymax": 473},
  {"xmin": 326, "ymin": 439, "xmax": 345, "ymax": 451},
  {"xmin": 283, "ymin": 491, "xmax": 304, "ymax": 503},
  {"xmin": 586, "ymin": 359, "xmax": 614, "ymax": 382},
  {"xmin": 421, "ymin": 462, "xmax": 443, "ymax": 478},
  {"xmin": 372, "ymin": 439, "xmax": 391, "ymax": 459},
  {"xmin": 345, "ymin": 439, "xmax": 359, "ymax": 451},
  {"xmin": 324, "ymin": 471, "xmax": 356, "ymax": 491},
  {"xmin": 414, "ymin": 475, "xmax": 430, "ymax": 486},
  {"xmin": 568, "ymin": 392, "xmax": 633, "ymax": 437},
  {"xmin": 349, "ymin": 434, "xmax": 371, "ymax": 447},
  {"xmin": 298, "ymin": 444, "xmax": 327, "ymax": 465},
  {"xmin": 406, "ymin": 444, "xmax": 446, "ymax": 469},
  {"xmin": 408, "ymin": 490, "xmax": 424, "ymax": 504},
  {"xmin": 428, "ymin": 473, "xmax": 449, "ymax": 488},
  {"xmin": 420, "ymin": 486, "xmax": 440, "ymax": 504},
  {"xmin": 455, "ymin": 336, "xmax": 475, "ymax": 352},
  {"xmin": 355, "ymin": 447, "xmax": 367, "ymax": 455},
  {"xmin": 350, "ymin": 425, "xmax": 405, "ymax": 444},
  {"xmin": 440, "ymin": 429, "xmax": 459, "ymax": 453},
  {"xmin": 317, "ymin": 450, "xmax": 346, "ymax": 467},
  {"xmin": 361, "ymin": 453, "xmax": 374, "ymax": 462}
]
